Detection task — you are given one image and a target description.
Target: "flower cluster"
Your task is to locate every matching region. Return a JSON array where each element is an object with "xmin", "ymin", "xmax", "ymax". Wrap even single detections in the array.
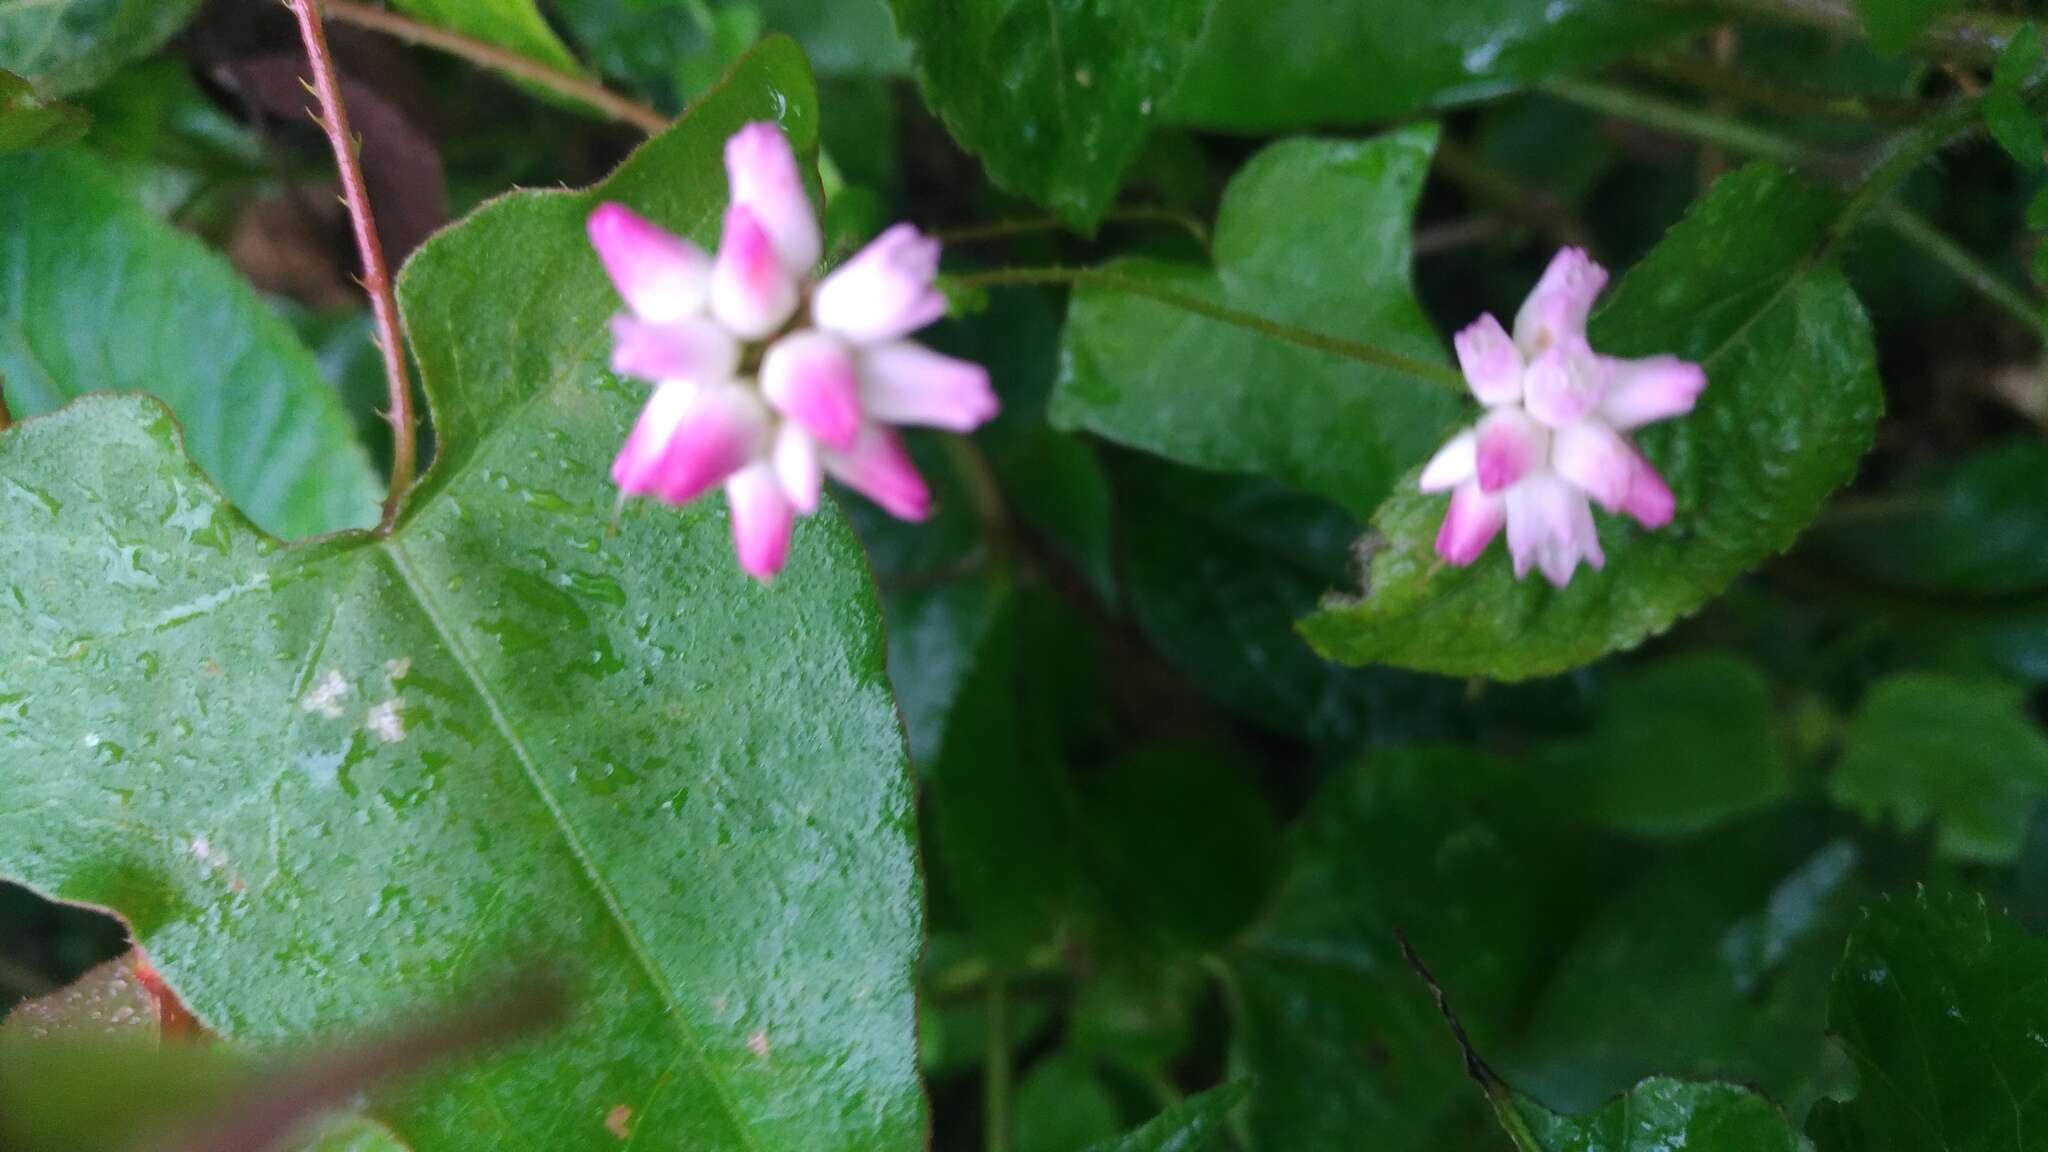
[
  {"xmin": 589, "ymin": 123, "xmax": 997, "ymax": 580},
  {"xmin": 1421, "ymin": 249, "xmax": 1707, "ymax": 587}
]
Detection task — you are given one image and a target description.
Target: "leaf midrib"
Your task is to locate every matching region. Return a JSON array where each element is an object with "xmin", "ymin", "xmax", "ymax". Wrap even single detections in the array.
[{"xmin": 377, "ymin": 534, "xmax": 766, "ymax": 1152}]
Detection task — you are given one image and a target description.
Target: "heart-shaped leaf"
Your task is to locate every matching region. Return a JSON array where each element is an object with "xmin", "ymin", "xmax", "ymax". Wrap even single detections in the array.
[
  {"xmin": 1164, "ymin": 0, "xmax": 1699, "ymax": 133},
  {"xmin": 0, "ymin": 0, "xmax": 201, "ymax": 96},
  {"xmin": 1052, "ymin": 129, "xmax": 1462, "ymax": 521},
  {"xmin": 0, "ymin": 148, "xmax": 381, "ymax": 539},
  {"xmin": 887, "ymin": 0, "xmax": 1211, "ymax": 231},
  {"xmin": 1302, "ymin": 164, "xmax": 1883, "ymax": 679},
  {"xmin": 0, "ymin": 39, "xmax": 924, "ymax": 1152}
]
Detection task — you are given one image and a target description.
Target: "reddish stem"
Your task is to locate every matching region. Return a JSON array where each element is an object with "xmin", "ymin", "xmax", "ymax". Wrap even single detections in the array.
[{"xmin": 284, "ymin": 0, "xmax": 418, "ymax": 529}]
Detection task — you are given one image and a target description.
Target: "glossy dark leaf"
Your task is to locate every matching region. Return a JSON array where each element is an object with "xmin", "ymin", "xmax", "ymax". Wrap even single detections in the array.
[
  {"xmin": 1304, "ymin": 165, "xmax": 1883, "ymax": 679},
  {"xmin": 0, "ymin": 41, "xmax": 926, "ymax": 1152},
  {"xmin": 555, "ymin": 0, "xmax": 906, "ymax": 92},
  {"xmin": 1500, "ymin": 1079, "xmax": 1802, "ymax": 1152},
  {"xmin": 1808, "ymin": 892, "xmax": 2048, "ymax": 1152},
  {"xmin": 1054, "ymin": 130, "xmax": 1461, "ymax": 520},
  {"xmin": 1164, "ymin": 0, "xmax": 1697, "ymax": 133},
  {"xmin": 887, "ymin": 0, "xmax": 1211, "ymax": 230},
  {"xmin": 1224, "ymin": 748, "xmax": 1621, "ymax": 1152},
  {"xmin": 0, "ymin": 148, "xmax": 381, "ymax": 539},
  {"xmin": 0, "ymin": 0, "xmax": 199, "ymax": 95},
  {"xmin": 1830, "ymin": 673, "xmax": 2048, "ymax": 862}
]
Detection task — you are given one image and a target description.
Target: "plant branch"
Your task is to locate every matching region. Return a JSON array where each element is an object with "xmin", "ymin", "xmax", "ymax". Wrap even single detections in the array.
[
  {"xmin": 985, "ymin": 976, "xmax": 1013, "ymax": 1152},
  {"xmin": 320, "ymin": 0, "xmax": 670, "ymax": 134},
  {"xmin": 1879, "ymin": 205, "xmax": 2048, "ymax": 336},
  {"xmin": 284, "ymin": 0, "xmax": 419, "ymax": 527},
  {"xmin": 948, "ymin": 266, "xmax": 1470, "ymax": 394},
  {"xmin": 1542, "ymin": 76, "xmax": 1816, "ymax": 166}
]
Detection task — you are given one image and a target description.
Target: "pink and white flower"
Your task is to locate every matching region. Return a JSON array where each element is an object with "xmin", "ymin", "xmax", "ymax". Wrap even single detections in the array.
[
  {"xmin": 590, "ymin": 122, "xmax": 998, "ymax": 581},
  {"xmin": 1421, "ymin": 248, "xmax": 1706, "ymax": 587}
]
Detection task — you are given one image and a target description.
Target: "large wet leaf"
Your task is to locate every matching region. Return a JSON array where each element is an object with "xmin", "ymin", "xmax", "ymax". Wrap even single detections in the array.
[
  {"xmin": 0, "ymin": 0, "xmax": 200, "ymax": 95},
  {"xmin": 0, "ymin": 148, "xmax": 380, "ymax": 539},
  {"xmin": 1303, "ymin": 165, "xmax": 1883, "ymax": 679},
  {"xmin": 1498, "ymin": 1079, "xmax": 1801, "ymax": 1152},
  {"xmin": 1053, "ymin": 130, "xmax": 1461, "ymax": 520},
  {"xmin": 887, "ymin": 0, "xmax": 1211, "ymax": 231},
  {"xmin": 0, "ymin": 39, "xmax": 925, "ymax": 1152},
  {"xmin": 1808, "ymin": 893, "xmax": 2048, "ymax": 1152},
  {"xmin": 1163, "ymin": 0, "xmax": 1696, "ymax": 133}
]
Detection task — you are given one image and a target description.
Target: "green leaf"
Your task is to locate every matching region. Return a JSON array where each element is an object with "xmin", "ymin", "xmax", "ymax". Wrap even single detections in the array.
[
  {"xmin": 1808, "ymin": 892, "xmax": 2048, "ymax": 1152},
  {"xmin": 887, "ymin": 0, "xmax": 1211, "ymax": 231},
  {"xmin": 1544, "ymin": 652, "xmax": 1790, "ymax": 839},
  {"xmin": 1053, "ymin": 130, "xmax": 1461, "ymax": 519},
  {"xmin": 1303, "ymin": 164, "xmax": 1883, "ymax": 680},
  {"xmin": 394, "ymin": 0, "xmax": 583, "ymax": 70},
  {"xmin": 0, "ymin": 69, "xmax": 85, "ymax": 151},
  {"xmin": 1223, "ymin": 748, "xmax": 1623, "ymax": 1152},
  {"xmin": 1856, "ymin": 0, "xmax": 1963, "ymax": 55},
  {"xmin": 1076, "ymin": 742, "xmax": 1277, "ymax": 950},
  {"xmin": 1808, "ymin": 440, "xmax": 2048, "ymax": 596},
  {"xmin": 1499, "ymin": 1078, "xmax": 1801, "ymax": 1152},
  {"xmin": 555, "ymin": 0, "xmax": 906, "ymax": 92},
  {"xmin": 1988, "ymin": 24, "xmax": 2044, "ymax": 169},
  {"xmin": 1015, "ymin": 1053, "xmax": 1122, "ymax": 1152},
  {"xmin": 1830, "ymin": 673, "xmax": 2048, "ymax": 862},
  {"xmin": 923, "ymin": 581, "xmax": 1093, "ymax": 962},
  {"xmin": 0, "ymin": 39, "xmax": 926, "ymax": 1152},
  {"xmin": 1510, "ymin": 832, "xmax": 1861, "ymax": 1121},
  {"xmin": 0, "ymin": 0, "xmax": 200, "ymax": 96},
  {"xmin": 1163, "ymin": 0, "xmax": 1698, "ymax": 133},
  {"xmin": 1114, "ymin": 457, "xmax": 1458, "ymax": 746},
  {"xmin": 1079, "ymin": 1082, "xmax": 1248, "ymax": 1152},
  {"xmin": 0, "ymin": 148, "xmax": 380, "ymax": 539}
]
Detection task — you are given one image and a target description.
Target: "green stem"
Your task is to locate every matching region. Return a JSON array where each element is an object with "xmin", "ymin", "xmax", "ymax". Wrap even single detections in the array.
[
  {"xmin": 948, "ymin": 267, "xmax": 1469, "ymax": 394},
  {"xmin": 1542, "ymin": 77, "xmax": 1815, "ymax": 166},
  {"xmin": 1831, "ymin": 93, "xmax": 1987, "ymax": 242},
  {"xmin": 985, "ymin": 976, "xmax": 1012, "ymax": 1152},
  {"xmin": 1879, "ymin": 205, "xmax": 2048, "ymax": 336}
]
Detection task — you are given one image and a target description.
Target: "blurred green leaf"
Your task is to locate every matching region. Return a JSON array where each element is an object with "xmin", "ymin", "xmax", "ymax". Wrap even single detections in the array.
[
  {"xmin": 0, "ymin": 41, "xmax": 927, "ymax": 1152},
  {"xmin": 1831, "ymin": 673, "xmax": 2048, "ymax": 862},
  {"xmin": 1808, "ymin": 892, "xmax": 2048, "ymax": 1151},
  {"xmin": 0, "ymin": 148, "xmax": 380, "ymax": 538},
  {"xmin": 1053, "ymin": 130, "xmax": 1460, "ymax": 520},
  {"xmin": 1855, "ymin": 0, "xmax": 1962, "ymax": 55},
  {"xmin": 395, "ymin": 0, "xmax": 585, "ymax": 71},
  {"xmin": 1988, "ymin": 24, "xmax": 2044, "ymax": 169},
  {"xmin": 1510, "ymin": 831, "xmax": 1861, "ymax": 1121},
  {"xmin": 924, "ymin": 581, "xmax": 1094, "ymax": 962},
  {"xmin": 1077, "ymin": 742, "xmax": 1277, "ymax": 950},
  {"xmin": 1114, "ymin": 457, "xmax": 1457, "ymax": 746},
  {"xmin": 887, "ymin": 0, "xmax": 1210, "ymax": 230},
  {"xmin": 1015, "ymin": 1053, "xmax": 1122, "ymax": 1152},
  {"xmin": 0, "ymin": 69, "xmax": 86, "ymax": 151},
  {"xmin": 1164, "ymin": 0, "xmax": 1697, "ymax": 133},
  {"xmin": 1304, "ymin": 164, "xmax": 1882, "ymax": 679},
  {"xmin": 1223, "ymin": 748, "xmax": 1624, "ymax": 1152},
  {"xmin": 0, "ymin": 0, "xmax": 199, "ymax": 96},
  {"xmin": 1544, "ymin": 652, "xmax": 1790, "ymax": 839},
  {"xmin": 1809, "ymin": 441, "xmax": 2048, "ymax": 597},
  {"xmin": 1079, "ymin": 1082, "xmax": 1248, "ymax": 1152}
]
